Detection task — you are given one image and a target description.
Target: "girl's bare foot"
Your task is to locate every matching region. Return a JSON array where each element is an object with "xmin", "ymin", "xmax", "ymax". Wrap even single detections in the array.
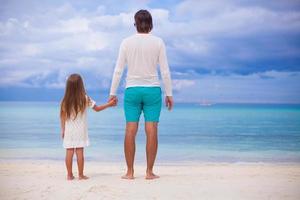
[
  {"xmin": 121, "ymin": 174, "xmax": 134, "ymax": 180},
  {"xmin": 67, "ymin": 175, "xmax": 75, "ymax": 181},
  {"xmin": 79, "ymin": 175, "xmax": 89, "ymax": 180},
  {"xmin": 145, "ymin": 172, "xmax": 160, "ymax": 180}
]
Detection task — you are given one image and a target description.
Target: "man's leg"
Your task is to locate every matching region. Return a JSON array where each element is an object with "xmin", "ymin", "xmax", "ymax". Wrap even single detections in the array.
[
  {"xmin": 122, "ymin": 122, "xmax": 138, "ymax": 179},
  {"xmin": 145, "ymin": 122, "xmax": 159, "ymax": 180}
]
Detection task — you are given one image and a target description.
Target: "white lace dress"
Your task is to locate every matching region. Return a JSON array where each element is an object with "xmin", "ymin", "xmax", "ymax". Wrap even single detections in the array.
[{"xmin": 63, "ymin": 97, "xmax": 95, "ymax": 149}]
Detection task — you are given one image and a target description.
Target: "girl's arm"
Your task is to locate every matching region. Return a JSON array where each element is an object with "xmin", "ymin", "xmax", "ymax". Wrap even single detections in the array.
[
  {"xmin": 93, "ymin": 98, "xmax": 117, "ymax": 112},
  {"xmin": 60, "ymin": 114, "xmax": 66, "ymax": 139}
]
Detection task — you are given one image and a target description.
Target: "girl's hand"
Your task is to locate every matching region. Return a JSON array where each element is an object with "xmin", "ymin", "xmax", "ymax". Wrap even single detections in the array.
[
  {"xmin": 108, "ymin": 98, "xmax": 117, "ymax": 107},
  {"xmin": 61, "ymin": 131, "xmax": 64, "ymax": 139},
  {"xmin": 108, "ymin": 95, "xmax": 118, "ymax": 105}
]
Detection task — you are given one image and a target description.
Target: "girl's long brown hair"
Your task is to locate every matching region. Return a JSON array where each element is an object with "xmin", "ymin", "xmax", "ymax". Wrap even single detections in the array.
[{"xmin": 60, "ymin": 74, "xmax": 87, "ymax": 120}]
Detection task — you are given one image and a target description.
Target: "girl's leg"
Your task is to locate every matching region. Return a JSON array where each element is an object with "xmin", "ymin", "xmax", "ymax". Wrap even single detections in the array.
[
  {"xmin": 65, "ymin": 148, "xmax": 75, "ymax": 180},
  {"xmin": 75, "ymin": 147, "xmax": 89, "ymax": 180}
]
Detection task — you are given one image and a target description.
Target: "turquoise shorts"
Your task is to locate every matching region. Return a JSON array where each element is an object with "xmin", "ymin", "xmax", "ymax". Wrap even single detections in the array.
[{"xmin": 124, "ymin": 87, "xmax": 162, "ymax": 122}]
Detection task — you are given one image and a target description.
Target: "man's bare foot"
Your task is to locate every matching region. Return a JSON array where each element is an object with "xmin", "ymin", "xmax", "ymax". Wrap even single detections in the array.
[
  {"xmin": 67, "ymin": 175, "xmax": 75, "ymax": 181},
  {"xmin": 121, "ymin": 174, "xmax": 134, "ymax": 180},
  {"xmin": 145, "ymin": 172, "xmax": 160, "ymax": 180},
  {"xmin": 79, "ymin": 175, "xmax": 89, "ymax": 180}
]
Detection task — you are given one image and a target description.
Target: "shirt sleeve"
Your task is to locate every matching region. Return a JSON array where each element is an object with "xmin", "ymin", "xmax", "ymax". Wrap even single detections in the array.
[
  {"xmin": 109, "ymin": 41, "xmax": 127, "ymax": 95},
  {"xmin": 86, "ymin": 96, "xmax": 96, "ymax": 108},
  {"xmin": 158, "ymin": 40, "xmax": 173, "ymax": 96}
]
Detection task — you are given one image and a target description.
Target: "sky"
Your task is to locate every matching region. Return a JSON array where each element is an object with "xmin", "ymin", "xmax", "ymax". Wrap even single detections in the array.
[{"xmin": 0, "ymin": 0, "xmax": 300, "ymax": 103}]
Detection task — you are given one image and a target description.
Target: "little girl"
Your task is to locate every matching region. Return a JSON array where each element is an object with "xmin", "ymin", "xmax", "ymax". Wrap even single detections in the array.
[{"xmin": 60, "ymin": 73, "xmax": 116, "ymax": 180}]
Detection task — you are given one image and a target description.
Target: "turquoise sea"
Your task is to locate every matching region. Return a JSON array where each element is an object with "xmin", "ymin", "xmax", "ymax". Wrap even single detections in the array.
[{"xmin": 0, "ymin": 102, "xmax": 300, "ymax": 163}]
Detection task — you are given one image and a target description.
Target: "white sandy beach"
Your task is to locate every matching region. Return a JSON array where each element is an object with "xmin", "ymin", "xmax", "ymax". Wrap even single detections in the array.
[{"xmin": 0, "ymin": 160, "xmax": 300, "ymax": 200}]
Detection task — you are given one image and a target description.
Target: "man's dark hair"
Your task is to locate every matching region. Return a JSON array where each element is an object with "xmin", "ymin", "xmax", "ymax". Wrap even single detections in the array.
[{"xmin": 134, "ymin": 10, "xmax": 153, "ymax": 33}]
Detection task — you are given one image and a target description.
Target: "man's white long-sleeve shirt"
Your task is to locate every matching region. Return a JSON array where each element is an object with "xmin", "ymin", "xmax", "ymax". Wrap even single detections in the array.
[{"xmin": 109, "ymin": 33, "xmax": 173, "ymax": 96}]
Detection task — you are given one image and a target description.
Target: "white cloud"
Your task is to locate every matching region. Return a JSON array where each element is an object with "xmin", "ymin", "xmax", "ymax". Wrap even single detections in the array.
[
  {"xmin": 0, "ymin": 0, "xmax": 299, "ymax": 103},
  {"xmin": 58, "ymin": 17, "xmax": 89, "ymax": 33},
  {"xmin": 0, "ymin": 1, "xmax": 154, "ymax": 90},
  {"xmin": 170, "ymin": 1, "xmax": 300, "ymax": 38},
  {"xmin": 172, "ymin": 79, "xmax": 195, "ymax": 91},
  {"xmin": 22, "ymin": 44, "xmax": 41, "ymax": 56},
  {"xmin": 173, "ymin": 70, "xmax": 300, "ymax": 103}
]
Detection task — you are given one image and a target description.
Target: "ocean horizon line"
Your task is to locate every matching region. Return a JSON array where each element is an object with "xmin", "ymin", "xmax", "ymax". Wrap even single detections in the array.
[{"xmin": 0, "ymin": 100, "xmax": 300, "ymax": 106}]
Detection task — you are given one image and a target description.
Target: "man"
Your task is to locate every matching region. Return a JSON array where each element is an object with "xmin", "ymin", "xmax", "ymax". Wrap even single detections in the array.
[{"xmin": 109, "ymin": 9, "xmax": 173, "ymax": 180}]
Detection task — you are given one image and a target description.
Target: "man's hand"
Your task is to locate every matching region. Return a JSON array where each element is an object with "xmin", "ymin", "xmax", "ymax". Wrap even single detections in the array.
[
  {"xmin": 108, "ymin": 98, "xmax": 117, "ymax": 107},
  {"xmin": 108, "ymin": 95, "xmax": 118, "ymax": 106},
  {"xmin": 165, "ymin": 96, "xmax": 173, "ymax": 111}
]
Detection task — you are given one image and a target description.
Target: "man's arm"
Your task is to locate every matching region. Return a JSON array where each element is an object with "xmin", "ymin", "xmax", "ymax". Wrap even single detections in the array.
[
  {"xmin": 109, "ymin": 41, "xmax": 127, "ymax": 97},
  {"xmin": 158, "ymin": 40, "xmax": 172, "ymax": 97},
  {"xmin": 159, "ymin": 40, "xmax": 173, "ymax": 110}
]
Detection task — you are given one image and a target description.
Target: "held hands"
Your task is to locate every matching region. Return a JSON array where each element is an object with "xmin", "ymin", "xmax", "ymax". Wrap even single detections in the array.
[
  {"xmin": 165, "ymin": 96, "xmax": 173, "ymax": 111},
  {"xmin": 108, "ymin": 95, "xmax": 118, "ymax": 107}
]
